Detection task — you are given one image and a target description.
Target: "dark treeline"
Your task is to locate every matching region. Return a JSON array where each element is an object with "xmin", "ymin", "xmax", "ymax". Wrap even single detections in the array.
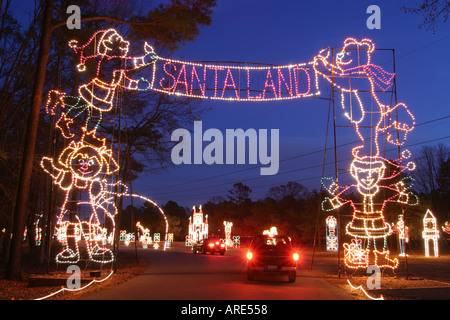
[
  {"xmin": 118, "ymin": 182, "xmax": 324, "ymax": 245},
  {"xmin": 118, "ymin": 166, "xmax": 450, "ymax": 252}
]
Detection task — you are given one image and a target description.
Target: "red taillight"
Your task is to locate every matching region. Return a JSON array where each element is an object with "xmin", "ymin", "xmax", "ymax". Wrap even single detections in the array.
[
  {"xmin": 246, "ymin": 251, "xmax": 253, "ymax": 260},
  {"xmin": 209, "ymin": 243, "xmax": 215, "ymax": 248},
  {"xmin": 293, "ymin": 253, "xmax": 299, "ymax": 261},
  {"xmin": 220, "ymin": 243, "xmax": 225, "ymax": 248}
]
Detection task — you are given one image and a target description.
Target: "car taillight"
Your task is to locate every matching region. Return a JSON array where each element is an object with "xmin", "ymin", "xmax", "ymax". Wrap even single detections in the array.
[
  {"xmin": 220, "ymin": 243, "xmax": 225, "ymax": 248},
  {"xmin": 246, "ymin": 251, "xmax": 253, "ymax": 260},
  {"xmin": 293, "ymin": 253, "xmax": 299, "ymax": 261},
  {"xmin": 209, "ymin": 243, "xmax": 215, "ymax": 248}
]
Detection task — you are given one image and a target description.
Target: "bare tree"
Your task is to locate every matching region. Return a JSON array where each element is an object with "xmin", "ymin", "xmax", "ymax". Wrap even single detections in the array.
[
  {"xmin": 5, "ymin": 0, "xmax": 217, "ymax": 280},
  {"xmin": 401, "ymin": 0, "xmax": 450, "ymax": 32},
  {"xmin": 413, "ymin": 144, "xmax": 450, "ymax": 221},
  {"xmin": 413, "ymin": 144, "xmax": 450, "ymax": 195},
  {"xmin": 268, "ymin": 181, "xmax": 310, "ymax": 201},
  {"xmin": 227, "ymin": 183, "xmax": 252, "ymax": 204}
]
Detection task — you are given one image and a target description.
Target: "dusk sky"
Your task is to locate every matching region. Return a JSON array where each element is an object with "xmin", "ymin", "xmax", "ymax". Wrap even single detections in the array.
[{"xmin": 13, "ymin": 0, "xmax": 450, "ymax": 208}]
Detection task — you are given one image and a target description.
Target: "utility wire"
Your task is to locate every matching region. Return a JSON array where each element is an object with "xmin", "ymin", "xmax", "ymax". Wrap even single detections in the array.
[
  {"xmin": 143, "ymin": 114, "xmax": 450, "ymax": 196},
  {"xmin": 145, "ymin": 133, "xmax": 450, "ymax": 200}
]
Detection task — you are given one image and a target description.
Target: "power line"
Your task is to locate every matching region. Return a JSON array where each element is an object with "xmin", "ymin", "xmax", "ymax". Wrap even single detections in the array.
[
  {"xmin": 144, "ymin": 133, "xmax": 450, "ymax": 200},
  {"xmin": 142, "ymin": 114, "xmax": 450, "ymax": 196}
]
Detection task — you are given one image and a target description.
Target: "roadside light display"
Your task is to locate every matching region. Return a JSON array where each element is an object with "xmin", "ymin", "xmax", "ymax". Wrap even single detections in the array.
[
  {"xmin": 187, "ymin": 205, "xmax": 208, "ymax": 246},
  {"xmin": 325, "ymin": 216, "xmax": 338, "ymax": 252},
  {"xmin": 392, "ymin": 215, "xmax": 409, "ymax": 256},
  {"xmin": 136, "ymin": 222, "xmax": 151, "ymax": 248},
  {"xmin": 423, "ymin": 209, "xmax": 439, "ymax": 257},
  {"xmin": 443, "ymin": 222, "xmax": 450, "ymax": 235},
  {"xmin": 224, "ymin": 221, "xmax": 233, "ymax": 247},
  {"xmin": 263, "ymin": 227, "xmax": 278, "ymax": 237},
  {"xmin": 40, "ymin": 27, "xmax": 418, "ymax": 272}
]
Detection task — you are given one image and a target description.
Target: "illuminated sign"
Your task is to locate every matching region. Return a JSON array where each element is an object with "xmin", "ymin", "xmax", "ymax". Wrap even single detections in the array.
[{"xmin": 151, "ymin": 58, "xmax": 319, "ymax": 101}]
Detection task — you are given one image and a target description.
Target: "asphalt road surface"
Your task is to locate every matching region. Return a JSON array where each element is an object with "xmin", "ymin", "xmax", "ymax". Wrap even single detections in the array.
[{"xmin": 80, "ymin": 242, "xmax": 354, "ymax": 300}]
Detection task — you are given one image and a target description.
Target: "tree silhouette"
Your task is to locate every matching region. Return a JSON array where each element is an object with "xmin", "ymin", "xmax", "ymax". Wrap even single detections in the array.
[{"xmin": 227, "ymin": 183, "xmax": 252, "ymax": 204}]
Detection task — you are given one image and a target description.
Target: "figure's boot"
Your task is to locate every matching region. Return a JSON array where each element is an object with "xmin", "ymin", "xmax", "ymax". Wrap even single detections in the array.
[
  {"xmin": 374, "ymin": 250, "xmax": 399, "ymax": 269},
  {"xmin": 90, "ymin": 244, "xmax": 114, "ymax": 263},
  {"xmin": 56, "ymin": 247, "xmax": 79, "ymax": 263}
]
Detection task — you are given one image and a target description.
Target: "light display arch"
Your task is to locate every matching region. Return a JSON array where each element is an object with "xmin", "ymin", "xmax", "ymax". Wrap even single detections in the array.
[{"xmin": 41, "ymin": 29, "xmax": 418, "ymax": 270}]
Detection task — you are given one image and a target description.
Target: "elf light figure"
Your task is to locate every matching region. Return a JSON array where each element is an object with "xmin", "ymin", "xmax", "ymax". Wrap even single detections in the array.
[
  {"xmin": 326, "ymin": 216, "xmax": 338, "ymax": 252},
  {"xmin": 422, "ymin": 210, "xmax": 439, "ymax": 257},
  {"xmin": 317, "ymin": 38, "xmax": 418, "ymax": 270},
  {"xmin": 187, "ymin": 205, "xmax": 208, "ymax": 245},
  {"xmin": 46, "ymin": 29, "xmax": 158, "ymax": 140},
  {"xmin": 224, "ymin": 221, "xmax": 233, "ymax": 248}
]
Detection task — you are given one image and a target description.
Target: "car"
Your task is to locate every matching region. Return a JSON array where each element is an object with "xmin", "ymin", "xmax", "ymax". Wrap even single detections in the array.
[
  {"xmin": 192, "ymin": 238, "xmax": 226, "ymax": 255},
  {"xmin": 246, "ymin": 234, "xmax": 299, "ymax": 283}
]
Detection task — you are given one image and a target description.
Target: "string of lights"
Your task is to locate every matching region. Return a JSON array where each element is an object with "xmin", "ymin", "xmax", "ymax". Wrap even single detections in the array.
[{"xmin": 139, "ymin": 114, "xmax": 450, "ymax": 198}]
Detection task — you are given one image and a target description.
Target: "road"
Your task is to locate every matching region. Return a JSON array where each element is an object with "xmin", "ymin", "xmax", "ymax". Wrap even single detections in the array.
[{"xmin": 80, "ymin": 242, "xmax": 355, "ymax": 300}]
